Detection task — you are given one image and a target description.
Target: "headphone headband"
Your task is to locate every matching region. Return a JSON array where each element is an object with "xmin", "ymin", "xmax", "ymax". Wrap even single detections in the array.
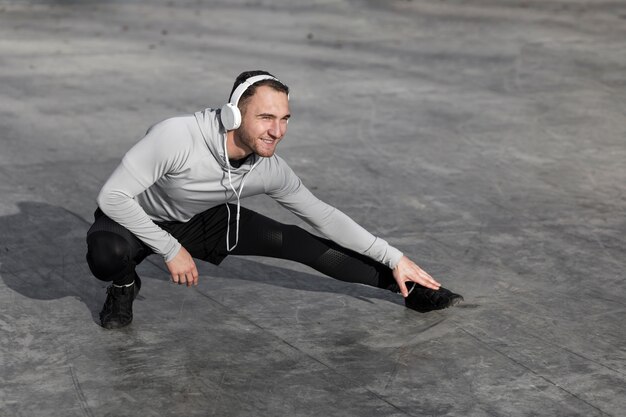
[{"xmin": 228, "ymin": 74, "xmax": 280, "ymax": 105}]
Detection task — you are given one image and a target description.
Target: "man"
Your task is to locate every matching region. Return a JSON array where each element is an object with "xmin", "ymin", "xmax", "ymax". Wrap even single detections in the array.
[{"xmin": 86, "ymin": 70, "xmax": 463, "ymax": 329}]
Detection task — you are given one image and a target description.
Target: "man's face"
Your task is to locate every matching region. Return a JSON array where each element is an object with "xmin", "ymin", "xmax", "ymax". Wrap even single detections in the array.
[{"xmin": 234, "ymin": 85, "xmax": 290, "ymax": 158}]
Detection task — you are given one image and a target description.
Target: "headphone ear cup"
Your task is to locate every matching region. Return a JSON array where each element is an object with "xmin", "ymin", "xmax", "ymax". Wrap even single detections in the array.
[{"xmin": 220, "ymin": 103, "xmax": 241, "ymax": 131}]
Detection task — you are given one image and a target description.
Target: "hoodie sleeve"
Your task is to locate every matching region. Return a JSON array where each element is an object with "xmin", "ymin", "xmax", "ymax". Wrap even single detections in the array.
[
  {"xmin": 96, "ymin": 119, "xmax": 191, "ymax": 261},
  {"xmin": 265, "ymin": 157, "xmax": 404, "ymax": 269}
]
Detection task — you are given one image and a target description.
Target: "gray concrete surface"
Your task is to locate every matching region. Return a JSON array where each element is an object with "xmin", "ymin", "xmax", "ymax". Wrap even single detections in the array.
[{"xmin": 1, "ymin": 0, "xmax": 625, "ymax": 416}]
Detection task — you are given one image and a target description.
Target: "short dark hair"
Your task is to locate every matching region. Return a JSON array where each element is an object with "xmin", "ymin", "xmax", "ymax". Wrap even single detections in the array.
[{"xmin": 229, "ymin": 70, "xmax": 289, "ymax": 111}]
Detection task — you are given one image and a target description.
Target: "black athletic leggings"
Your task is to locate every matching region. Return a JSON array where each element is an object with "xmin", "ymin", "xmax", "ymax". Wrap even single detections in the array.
[{"xmin": 86, "ymin": 205, "xmax": 398, "ymax": 291}]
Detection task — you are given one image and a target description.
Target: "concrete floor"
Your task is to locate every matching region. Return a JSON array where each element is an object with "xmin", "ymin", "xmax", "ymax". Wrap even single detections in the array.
[{"xmin": 1, "ymin": 0, "xmax": 625, "ymax": 416}]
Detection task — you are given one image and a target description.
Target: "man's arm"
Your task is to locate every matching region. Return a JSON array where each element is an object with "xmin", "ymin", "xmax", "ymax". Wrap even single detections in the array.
[
  {"xmin": 97, "ymin": 118, "xmax": 198, "ymax": 286},
  {"xmin": 97, "ymin": 163, "xmax": 181, "ymax": 260},
  {"xmin": 265, "ymin": 158, "xmax": 440, "ymax": 295},
  {"xmin": 97, "ymin": 163, "xmax": 198, "ymax": 287}
]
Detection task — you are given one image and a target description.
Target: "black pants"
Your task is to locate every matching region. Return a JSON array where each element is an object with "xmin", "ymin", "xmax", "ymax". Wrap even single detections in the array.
[{"xmin": 86, "ymin": 205, "xmax": 397, "ymax": 291}]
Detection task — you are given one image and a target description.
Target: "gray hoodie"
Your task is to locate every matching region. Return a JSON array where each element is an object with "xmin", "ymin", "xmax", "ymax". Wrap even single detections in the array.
[{"xmin": 97, "ymin": 109, "xmax": 403, "ymax": 268}]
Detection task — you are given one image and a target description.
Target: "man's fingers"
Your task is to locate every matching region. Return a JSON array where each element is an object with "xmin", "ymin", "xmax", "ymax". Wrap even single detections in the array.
[
  {"xmin": 421, "ymin": 276, "xmax": 440, "ymax": 289},
  {"xmin": 172, "ymin": 273, "xmax": 187, "ymax": 285},
  {"xmin": 416, "ymin": 268, "xmax": 437, "ymax": 284},
  {"xmin": 424, "ymin": 281, "xmax": 440, "ymax": 290},
  {"xmin": 171, "ymin": 271, "xmax": 199, "ymax": 286},
  {"xmin": 406, "ymin": 270, "xmax": 440, "ymax": 290},
  {"xmin": 420, "ymin": 278, "xmax": 440, "ymax": 290},
  {"xmin": 192, "ymin": 267, "xmax": 199, "ymax": 286},
  {"xmin": 398, "ymin": 281, "xmax": 409, "ymax": 298},
  {"xmin": 414, "ymin": 274, "xmax": 439, "ymax": 290},
  {"xmin": 414, "ymin": 268, "xmax": 440, "ymax": 290}
]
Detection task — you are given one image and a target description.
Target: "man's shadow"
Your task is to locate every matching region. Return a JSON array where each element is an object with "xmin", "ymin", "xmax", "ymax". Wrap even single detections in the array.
[{"xmin": 0, "ymin": 202, "xmax": 400, "ymax": 323}]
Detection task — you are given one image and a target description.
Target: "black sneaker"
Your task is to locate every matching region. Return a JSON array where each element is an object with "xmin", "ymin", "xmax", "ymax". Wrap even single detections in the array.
[
  {"xmin": 404, "ymin": 282, "xmax": 463, "ymax": 313},
  {"xmin": 99, "ymin": 276, "xmax": 142, "ymax": 329}
]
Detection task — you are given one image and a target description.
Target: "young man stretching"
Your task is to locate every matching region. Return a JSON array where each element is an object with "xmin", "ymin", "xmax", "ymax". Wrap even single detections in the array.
[{"xmin": 86, "ymin": 70, "xmax": 463, "ymax": 329}]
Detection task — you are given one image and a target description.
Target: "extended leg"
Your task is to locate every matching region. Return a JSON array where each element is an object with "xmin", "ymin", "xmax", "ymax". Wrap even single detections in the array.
[
  {"xmin": 229, "ymin": 207, "xmax": 463, "ymax": 312},
  {"xmin": 229, "ymin": 208, "xmax": 398, "ymax": 290}
]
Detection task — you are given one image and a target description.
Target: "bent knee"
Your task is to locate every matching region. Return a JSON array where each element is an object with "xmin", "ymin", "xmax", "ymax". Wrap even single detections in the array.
[{"xmin": 86, "ymin": 231, "xmax": 133, "ymax": 281}]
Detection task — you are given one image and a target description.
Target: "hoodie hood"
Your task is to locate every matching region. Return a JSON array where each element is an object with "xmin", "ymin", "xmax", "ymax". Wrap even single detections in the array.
[{"xmin": 194, "ymin": 108, "xmax": 259, "ymax": 173}]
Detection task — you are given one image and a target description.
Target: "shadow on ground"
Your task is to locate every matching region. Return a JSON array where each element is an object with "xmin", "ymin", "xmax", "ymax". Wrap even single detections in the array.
[{"xmin": 0, "ymin": 202, "xmax": 403, "ymax": 322}]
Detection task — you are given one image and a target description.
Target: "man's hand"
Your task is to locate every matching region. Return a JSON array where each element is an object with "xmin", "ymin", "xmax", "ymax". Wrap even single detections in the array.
[
  {"xmin": 165, "ymin": 246, "xmax": 199, "ymax": 287},
  {"xmin": 392, "ymin": 255, "xmax": 441, "ymax": 297}
]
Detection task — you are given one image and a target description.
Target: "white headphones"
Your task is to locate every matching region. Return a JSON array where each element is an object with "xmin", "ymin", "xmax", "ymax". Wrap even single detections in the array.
[{"xmin": 220, "ymin": 74, "xmax": 282, "ymax": 131}]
